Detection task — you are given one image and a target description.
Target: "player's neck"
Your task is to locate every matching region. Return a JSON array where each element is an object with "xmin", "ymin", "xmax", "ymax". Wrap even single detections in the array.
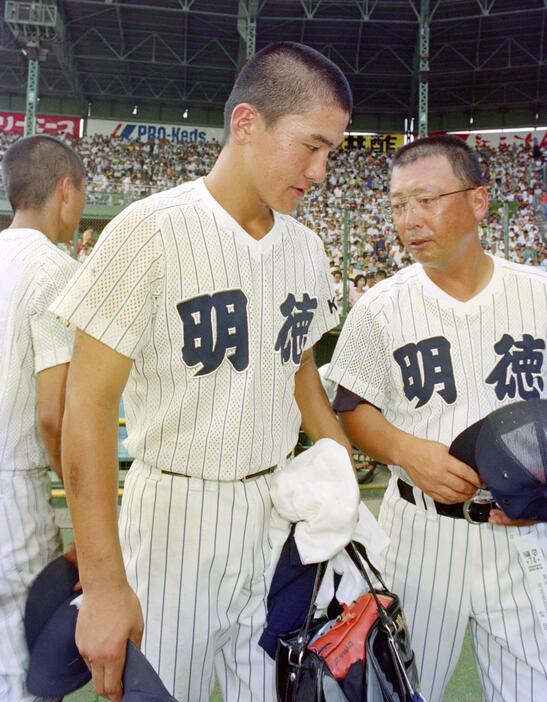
[
  {"xmin": 423, "ymin": 248, "xmax": 494, "ymax": 302},
  {"xmin": 9, "ymin": 209, "xmax": 60, "ymax": 244},
  {"xmin": 205, "ymin": 154, "xmax": 274, "ymax": 240}
]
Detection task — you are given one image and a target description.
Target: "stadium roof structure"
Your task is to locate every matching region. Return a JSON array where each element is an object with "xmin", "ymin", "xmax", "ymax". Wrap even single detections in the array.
[{"xmin": 0, "ymin": 0, "xmax": 546, "ymax": 129}]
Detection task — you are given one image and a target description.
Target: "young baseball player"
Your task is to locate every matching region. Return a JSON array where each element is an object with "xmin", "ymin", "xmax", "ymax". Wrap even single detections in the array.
[
  {"xmin": 52, "ymin": 42, "xmax": 354, "ymax": 702},
  {"xmin": 0, "ymin": 135, "xmax": 85, "ymax": 702},
  {"xmin": 327, "ymin": 135, "xmax": 547, "ymax": 702}
]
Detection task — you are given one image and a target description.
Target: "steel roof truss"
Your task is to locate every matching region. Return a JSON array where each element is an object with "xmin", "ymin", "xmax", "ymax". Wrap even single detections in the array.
[{"xmin": 352, "ymin": 0, "xmax": 380, "ymax": 21}]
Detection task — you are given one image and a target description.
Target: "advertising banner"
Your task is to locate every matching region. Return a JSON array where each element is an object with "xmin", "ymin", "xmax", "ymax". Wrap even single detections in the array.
[
  {"xmin": 455, "ymin": 129, "xmax": 547, "ymax": 150},
  {"xmin": 0, "ymin": 112, "xmax": 81, "ymax": 136},
  {"xmin": 87, "ymin": 118, "xmax": 223, "ymax": 143},
  {"xmin": 344, "ymin": 133, "xmax": 404, "ymax": 152}
]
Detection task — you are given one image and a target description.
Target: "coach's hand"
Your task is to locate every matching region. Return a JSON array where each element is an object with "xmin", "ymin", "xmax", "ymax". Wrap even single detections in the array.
[
  {"xmin": 400, "ymin": 436, "xmax": 483, "ymax": 504},
  {"xmin": 76, "ymin": 583, "xmax": 144, "ymax": 702}
]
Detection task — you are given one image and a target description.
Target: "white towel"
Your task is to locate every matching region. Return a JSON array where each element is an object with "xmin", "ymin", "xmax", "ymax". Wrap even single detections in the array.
[
  {"xmin": 270, "ymin": 438, "xmax": 360, "ymax": 564},
  {"xmin": 268, "ymin": 439, "xmax": 390, "ymax": 605}
]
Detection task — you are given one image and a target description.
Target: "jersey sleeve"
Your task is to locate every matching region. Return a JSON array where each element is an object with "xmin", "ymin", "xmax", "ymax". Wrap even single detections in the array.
[
  {"xmin": 305, "ymin": 236, "xmax": 339, "ymax": 348},
  {"xmin": 325, "ymin": 294, "xmax": 391, "ymax": 411},
  {"xmin": 50, "ymin": 200, "xmax": 165, "ymax": 360},
  {"xmin": 30, "ymin": 254, "xmax": 79, "ymax": 373}
]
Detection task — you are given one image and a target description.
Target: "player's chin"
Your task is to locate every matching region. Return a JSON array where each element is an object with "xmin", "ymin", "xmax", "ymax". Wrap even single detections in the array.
[
  {"xmin": 276, "ymin": 199, "xmax": 299, "ymax": 215},
  {"xmin": 408, "ymin": 247, "xmax": 438, "ymax": 265},
  {"xmin": 276, "ymin": 188, "xmax": 306, "ymax": 214}
]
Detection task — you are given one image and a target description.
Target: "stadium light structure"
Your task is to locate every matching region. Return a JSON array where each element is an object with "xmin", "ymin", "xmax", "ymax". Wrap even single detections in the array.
[
  {"xmin": 417, "ymin": 0, "xmax": 430, "ymax": 138},
  {"xmin": 4, "ymin": 1, "xmax": 58, "ymax": 136}
]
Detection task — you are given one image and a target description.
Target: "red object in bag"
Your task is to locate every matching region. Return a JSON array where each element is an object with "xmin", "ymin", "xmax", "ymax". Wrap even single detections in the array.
[{"xmin": 308, "ymin": 593, "xmax": 393, "ymax": 679}]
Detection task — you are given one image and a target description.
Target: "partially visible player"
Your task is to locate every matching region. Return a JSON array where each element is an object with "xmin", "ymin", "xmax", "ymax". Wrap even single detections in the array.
[
  {"xmin": 327, "ymin": 135, "xmax": 547, "ymax": 701},
  {"xmin": 0, "ymin": 135, "xmax": 85, "ymax": 701},
  {"xmin": 53, "ymin": 42, "xmax": 354, "ymax": 702}
]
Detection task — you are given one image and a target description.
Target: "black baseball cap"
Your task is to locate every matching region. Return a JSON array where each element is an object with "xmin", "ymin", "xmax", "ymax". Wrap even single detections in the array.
[
  {"xmin": 450, "ymin": 399, "xmax": 547, "ymax": 521},
  {"xmin": 25, "ymin": 555, "xmax": 176, "ymax": 701},
  {"xmin": 25, "ymin": 555, "xmax": 91, "ymax": 696}
]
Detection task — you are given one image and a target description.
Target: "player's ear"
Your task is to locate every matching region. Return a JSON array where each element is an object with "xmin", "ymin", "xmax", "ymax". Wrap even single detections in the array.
[
  {"xmin": 471, "ymin": 185, "xmax": 489, "ymax": 221},
  {"xmin": 57, "ymin": 176, "xmax": 72, "ymax": 205},
  {"xmin": 230, "ymin": 103, "xmax": 259, "ymax": 145}
]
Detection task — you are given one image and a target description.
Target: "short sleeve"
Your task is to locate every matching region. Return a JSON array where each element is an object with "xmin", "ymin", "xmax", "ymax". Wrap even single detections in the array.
[
  {"xmin": 325, "ymin": 295, "xmax": 391, "ymax": 411},
  {"xmin": 31, "ymin": 255, "xmax": 79, "ymax": 373},
  {"xmin": 50, "ymin": 200, "xmax": 165, "ymax": 359},
  {"xmin": 305, "ymin": 237, "xmax": 339, "ymax": 348}
]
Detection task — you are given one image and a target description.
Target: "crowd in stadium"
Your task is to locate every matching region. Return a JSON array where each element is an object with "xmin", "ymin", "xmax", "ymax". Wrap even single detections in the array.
[{"xmin": 1, "ymin": 131, "xmax": 545, "ymax": 275}]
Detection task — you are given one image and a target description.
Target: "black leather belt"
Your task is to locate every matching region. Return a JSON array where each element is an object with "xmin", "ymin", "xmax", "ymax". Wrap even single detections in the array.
[
  {"xmin": 161, "ymin": 465, "xmax": 276, "ymax": 482},
  {"xmin": 397, "ymin": 478, "xmax": 495, "ymax": 524}
]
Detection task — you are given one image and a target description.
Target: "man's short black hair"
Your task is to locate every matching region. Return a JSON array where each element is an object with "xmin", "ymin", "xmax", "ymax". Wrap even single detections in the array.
[
  {"xmin": 392, "ymin": 135, "xmax": 483, "ymax": 187},
  {"xmin": 2, "ymin": 134, "xmax": 85, "ymax": 211},
  {"xmin": 223, "ymin": 41, "xmax": 352, "ymax": 141}
]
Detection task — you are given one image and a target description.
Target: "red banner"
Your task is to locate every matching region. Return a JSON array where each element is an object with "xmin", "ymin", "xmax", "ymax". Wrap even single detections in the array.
[
  {"xmin": 0, "ymin": 112, "xmax": 80, "ymax": 137},
  {"xmin": 448, "ymin": 129, "xmax": 547, "ymax": 150}
]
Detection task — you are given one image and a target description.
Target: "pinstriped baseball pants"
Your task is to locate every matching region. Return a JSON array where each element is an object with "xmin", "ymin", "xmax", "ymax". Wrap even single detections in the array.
[
  {"xmin": 119, "ymin": 461, "xmax": 275, "ymax": 702},
  {"xmin": 0, "ymin": 468, "xmax": 62, "ymax": 702},
  {"xmin": 379, "ymin": 476, "xmax": 547, "ymax": 702}
]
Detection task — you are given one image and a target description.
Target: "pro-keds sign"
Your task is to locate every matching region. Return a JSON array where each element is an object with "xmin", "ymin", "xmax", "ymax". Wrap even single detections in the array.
[{"xmin": 87, "ymin": 118, "xmax": 223, "ymax": 143}]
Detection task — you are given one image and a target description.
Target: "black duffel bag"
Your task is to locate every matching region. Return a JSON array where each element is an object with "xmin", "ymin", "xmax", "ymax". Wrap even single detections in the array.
[{"xmin": 276, "ymin": 541, "xmax": 424, "ymax": 702}]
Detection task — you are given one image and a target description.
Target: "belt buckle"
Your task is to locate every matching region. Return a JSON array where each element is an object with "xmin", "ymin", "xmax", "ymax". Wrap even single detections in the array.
[{"xmin": 463, "ymin": 490, "xmax": 496, "ymax": 524}]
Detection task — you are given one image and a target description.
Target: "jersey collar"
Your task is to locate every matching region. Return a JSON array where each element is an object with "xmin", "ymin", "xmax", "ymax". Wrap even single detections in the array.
[{"xmin": 194, "ymin": 176, "xmax": 284, "ymax": 254}]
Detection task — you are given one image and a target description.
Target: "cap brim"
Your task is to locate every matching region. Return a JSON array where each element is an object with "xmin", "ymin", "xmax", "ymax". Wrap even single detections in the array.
[
  {"xmin": 122, "ymin": 642, "xmax": 177, "ymax": 702},
  {"xmin": 449, "ymin": 417, "xmax": 485, "ymax": 472}
]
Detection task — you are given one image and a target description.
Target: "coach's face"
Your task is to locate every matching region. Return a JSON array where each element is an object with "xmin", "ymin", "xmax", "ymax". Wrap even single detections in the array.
[
  {"xmin": 248, "ymin": 99, "xmax": 349, "ymax": 214},
  {"xmin": 390, "ymin": 154, "xmax": 488, "ymax": 270}
]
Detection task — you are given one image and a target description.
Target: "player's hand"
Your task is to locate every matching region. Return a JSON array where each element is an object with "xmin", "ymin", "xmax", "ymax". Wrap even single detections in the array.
[
  {"xmin": 488, "ymin": 508, "xmax": 540, "ymax": 527},
  {"xmin": 400, "ymin": 436, "xmax": 483, "ymax": 504},
  {"xmin": 75, "ymin": 583, "xmax": 144, "ymax": 702}
]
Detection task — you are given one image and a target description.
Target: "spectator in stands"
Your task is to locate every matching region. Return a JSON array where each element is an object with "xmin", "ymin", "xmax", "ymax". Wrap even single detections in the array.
[
  {"xmin": 331, "ymin": 269, "xmax": 343, "ymax": 302},
  {"xmin": 77, "ymin": 227, "xmax": 95, "ymax": 260},
  {"xmin": 349, "ymin": 273, "xmax": 367, "ymax": 307},
  {"xmin": 374, "ymin": 269, "xmax": 388, "ymax": 285}
]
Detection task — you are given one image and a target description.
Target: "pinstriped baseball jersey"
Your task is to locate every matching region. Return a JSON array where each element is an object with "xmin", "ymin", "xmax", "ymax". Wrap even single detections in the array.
[
  {"xmin": 0, "ymin": 228, "xmax": 79, "ymax": 471},
  {"xmin": 51, "ymin": 177, "xmax": 338, "ymax": 479},
  {"xmin": 327, "ymin": 254, "xmax": 547, "ymax": 702},
  {"xmin": 0, "ymin": 228, "xmax": 77, "ymax": 702},
  {"xmin": 327, "ymin": 255, "xmax": 546, "ymax": 468}
]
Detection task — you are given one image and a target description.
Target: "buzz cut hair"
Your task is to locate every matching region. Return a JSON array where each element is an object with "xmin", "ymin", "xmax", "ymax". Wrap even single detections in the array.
[
  {"xmin": 2, "ymin": 134, "xmax": 85, "ymax": 212},
  {"xmin": 223, "ymin": 41, "xmax": 352, "ymax": 142},
  {"xmin": 392, "ymin": 135, "xmax": 483, "ymax": 187}
]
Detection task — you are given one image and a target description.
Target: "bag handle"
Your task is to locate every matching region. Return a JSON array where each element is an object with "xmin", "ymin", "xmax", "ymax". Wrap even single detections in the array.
[
  {"xmin": 345, "ymin": 540, "xmax": 388, "ymax": 592},
  {"xmin": 285, "ymin": 523, "xmax": 327, "ymax": 647},
  {"xmin": 345, "ymin": 541, "xmax": 399, "ymax": 633},
  {"xmin": 299, "ymin": 559, "xmax": 327, "ymax": 642},
  {"xmin": 290, "ymin": 539, "xmax": 387, "ymax": 646}
]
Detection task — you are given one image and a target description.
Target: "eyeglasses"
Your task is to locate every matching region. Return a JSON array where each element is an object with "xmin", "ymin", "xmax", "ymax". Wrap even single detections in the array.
[{"xmin": 383, "ymin": 187, "xmax": 476, "ymax": 223}]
